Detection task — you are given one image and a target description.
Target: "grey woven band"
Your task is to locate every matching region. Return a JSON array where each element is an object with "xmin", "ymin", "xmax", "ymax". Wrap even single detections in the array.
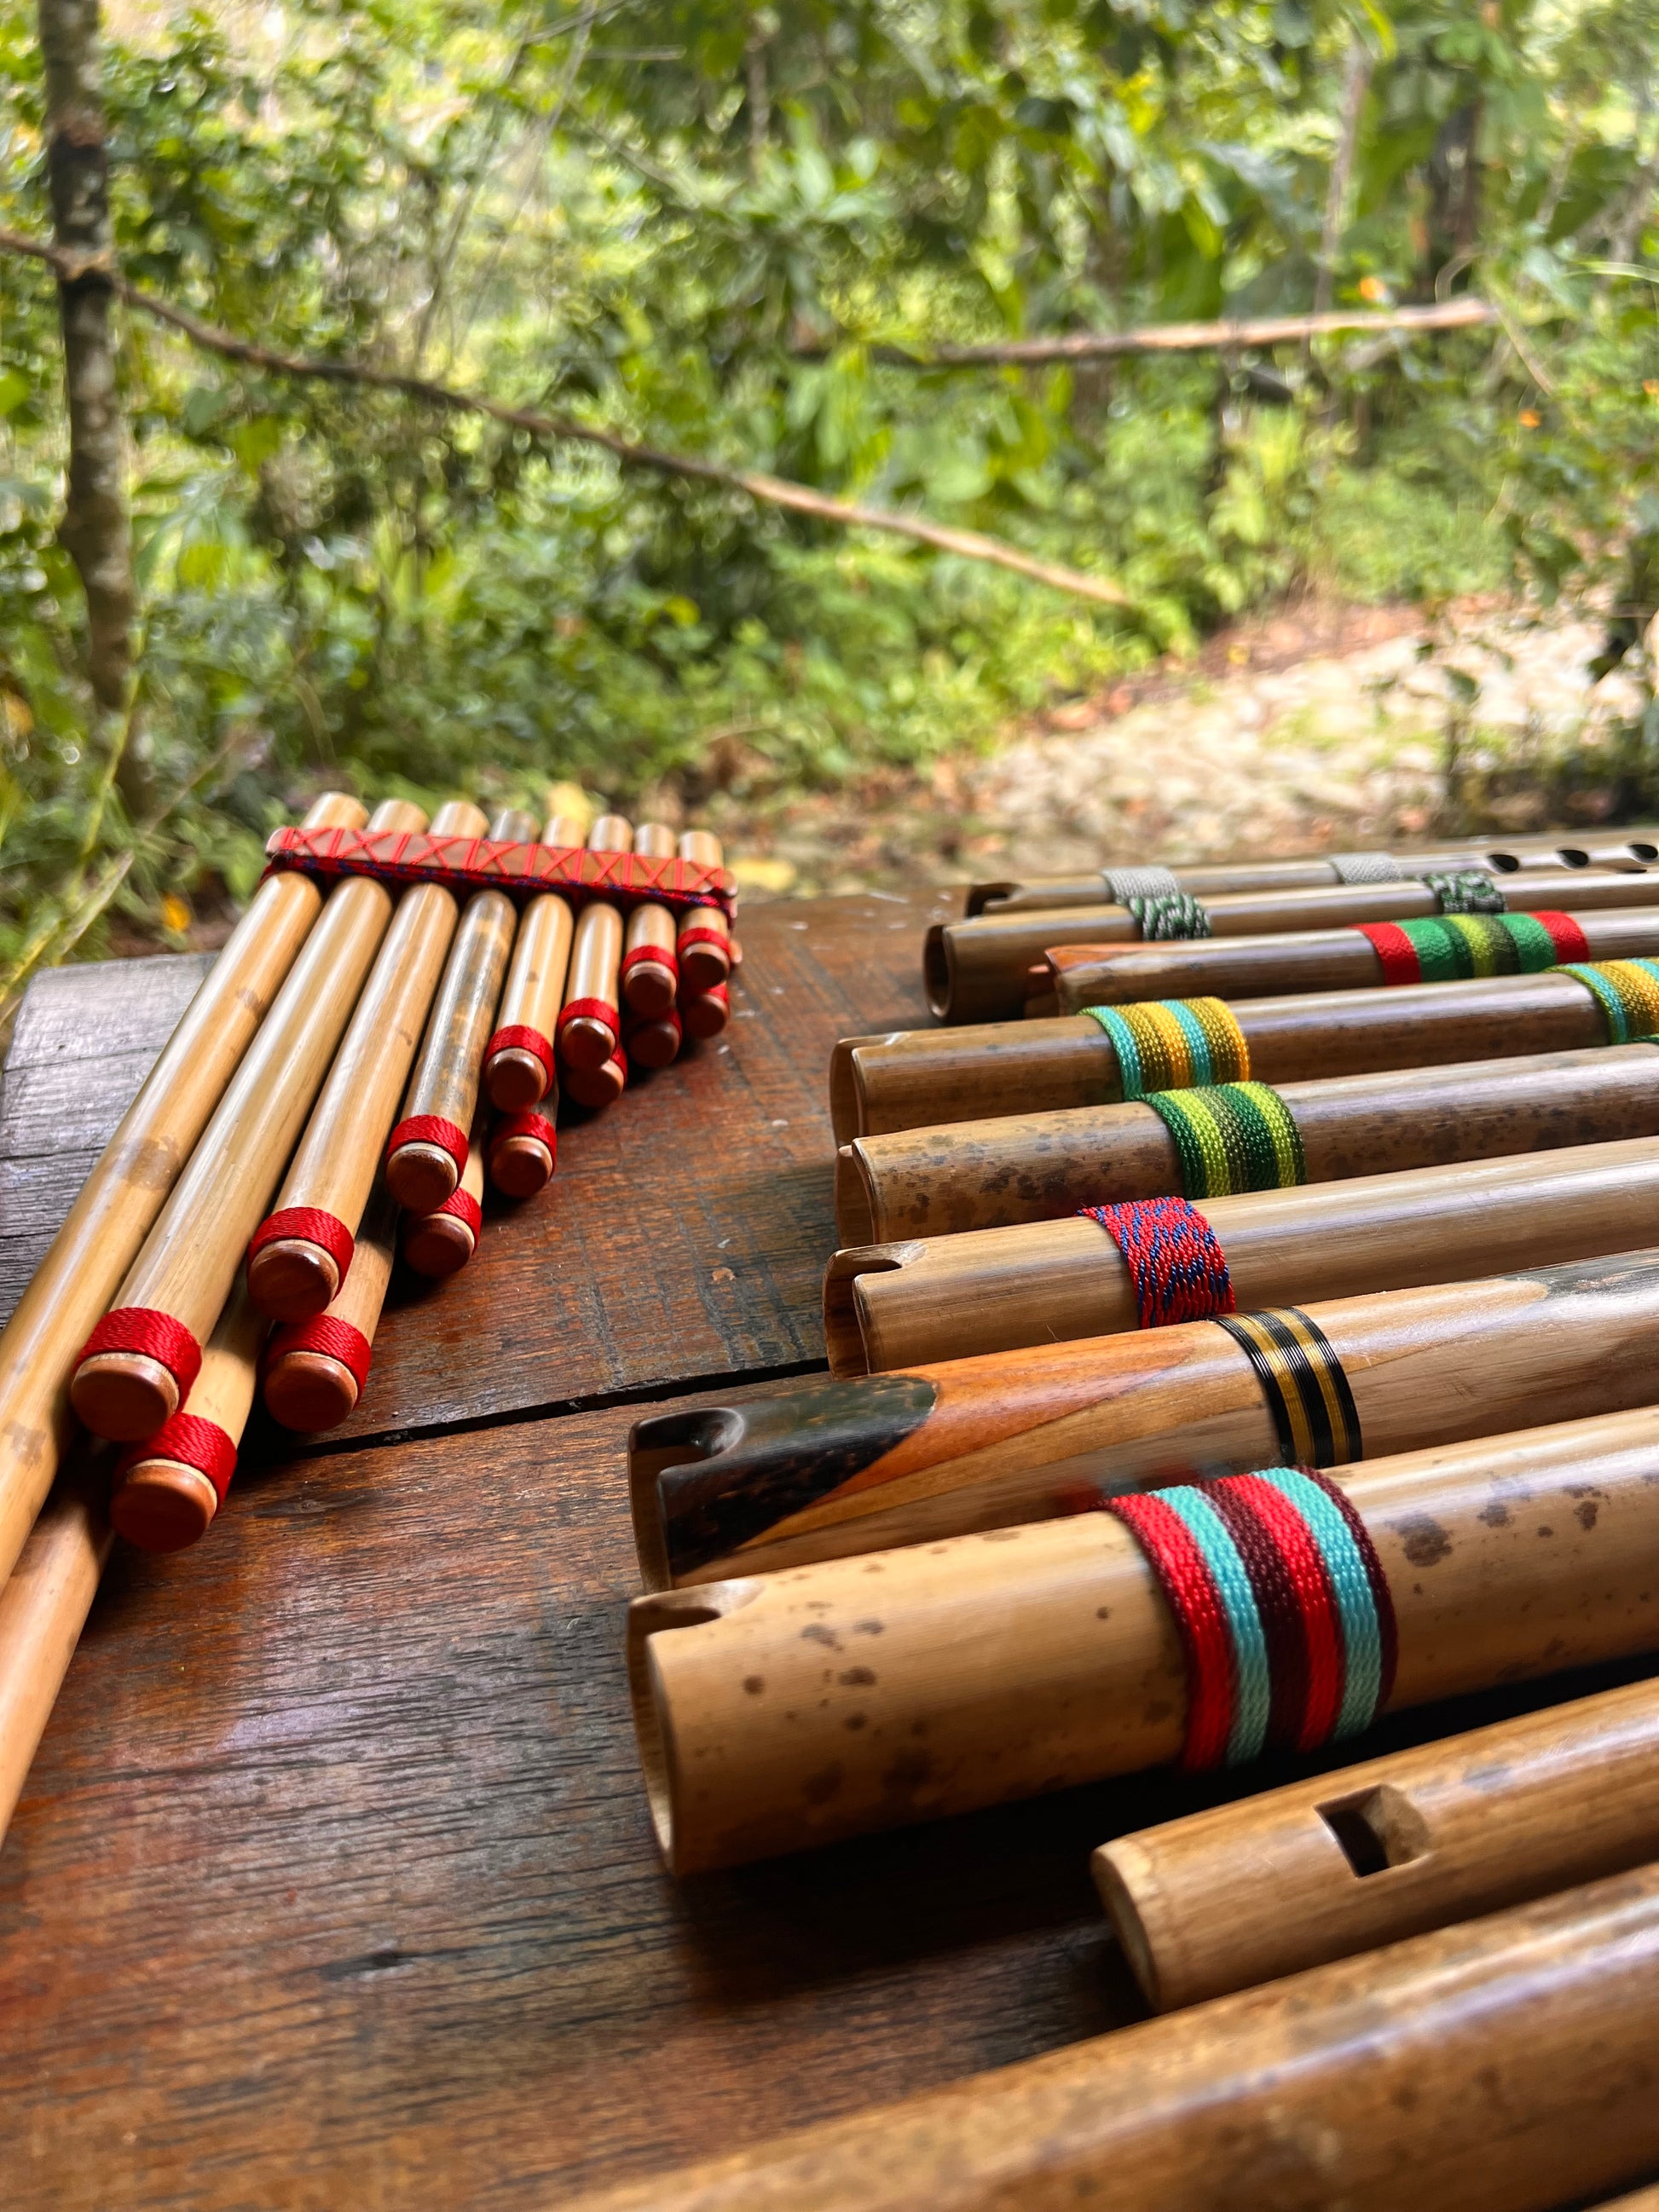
[
  {"xmin": 1102, "ymin": 864, "xmax": 1181, "ymax": 902},
  {"xmin": 1328, "ymin": 851, "xmax": 1404, "ymax": 884}
]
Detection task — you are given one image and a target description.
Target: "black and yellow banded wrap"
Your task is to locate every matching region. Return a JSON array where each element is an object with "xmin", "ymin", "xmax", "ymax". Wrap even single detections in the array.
[
  {"xmin": 1216, "ymin": 1306, "xmax": 1363, "ymax": 1468},
  {"xmin": 1145, "ymin": 1082, "xmax": 1306, "ymax": 1200}
]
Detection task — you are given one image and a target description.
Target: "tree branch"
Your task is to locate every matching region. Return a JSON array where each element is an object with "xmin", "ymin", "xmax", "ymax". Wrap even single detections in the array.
[{"xmin": 0, "ymin": 225, "xmax": 1134, "ymax": 611}]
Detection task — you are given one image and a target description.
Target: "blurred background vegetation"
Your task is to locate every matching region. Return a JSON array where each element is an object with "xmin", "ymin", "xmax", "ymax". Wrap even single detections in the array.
[{"xmin": 2, "ymin": 0, "xmax": 1657, "ymax": 1013}]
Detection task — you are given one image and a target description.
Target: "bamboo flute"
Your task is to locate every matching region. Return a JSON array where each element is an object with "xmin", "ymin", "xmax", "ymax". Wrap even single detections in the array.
[
  {"xmin": 261, "ymin": 1176, "xmax": 397, "ymax": 1431},
  {"xmin": 930, "ymin": 868, "xmax": 1659, "ymax": 1023},
  {"xmin": 108, "ymin": 1273, "xmax": 264, "ymax": 1551},
  {"xmin": 67, "ymin": 796, "xmax": 424, "ymax": 1444},
  {"xmin": 825, "ymin": 1135, "xmax": 1659, "ymax": 1375},
  {"xmin": 830, "ymin": 967, "xmax": 1632, "ymax": 1142},
  {"xmin": 483, "ymin": 809, "xmax": 585, "ymax": 1111},
  {"xmin": 246, "ymin": 798, "xmax": 488, "ymax": 1320},
  {"xmin": 838, "ymin": 1041, "xmax": 1659, "ymax": 1241},
  {"xmin": 557, "ymin": 813, "xmax": 633, "ymax": 1107},
  {"xmin": 625, "ymin": 822, "xmax": 685, "ymax": 1071},
  {"xmin": 1041, "ymin": 903, "xmax": 1659, "ymax": 1012},
  {"xmin": 564, "ymin": 1866, "xmax": 1659, "ymax": 2212},
  {"xmin": 633, "ymin": 1247, "xmax": 1659, "ymax": 1587},
  {"xmin": 629, "ymin": 1406, "xmax": 1659, "ymax": 1873},
  {"xmin": 402, "ymin": 1098, "xmax": 488, "ymax": 1277},
  {"xmin": 0, "ymin": 789, "xmax": 366, "ymax": 1591},
  {"xmin": 0, "ymin": 1449, "xmax": 113, "ymax": 1844},
  {"xmin": 383, "ymin": 806, "xmax": 535, "ymax": 1213},
  {"xmin": 1092, "ymin": 1672, "xmax": 1659, "ymax": 2013}
]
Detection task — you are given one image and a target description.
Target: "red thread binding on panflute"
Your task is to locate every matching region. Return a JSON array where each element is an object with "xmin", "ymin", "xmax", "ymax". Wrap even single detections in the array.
[
  {"xmin": 247, "ymin": 1205, "xmax": 355, "ymax": 1278},
  {"xmin": 620, "ymin": 944, "xmax": 679, "ymax": 984},
  {"xmin": 1531, "ymin": 910, "xmax": 1591, "ymax": 962},
  {"xmin": 677, "ymin": 923, "xmax": 728, "ymax": 953},
  {"xmin": 265, "ymin": 1315, "xmax": 373, "ymax": 1392},
  {"xmin": 386, "ymin": 1113, "xmax": 469, "ymax": 1170},
  {"xmin": 78, "ymin": 1307, "xmax": 203, "ymax": 1395},
  {"xmin": 485, "ymin": 1023, "xmax": 556, "ymax": 1083},
  {"xmin": 558, "ymin": 996, "xmax": 620, "ymax": 1034},
  {"xmin": 491, "ymin": 1111, "xmax": 557, "ymax": 1161},
  {"xmin": 116, "ymin": 1412, "xmax": 238, "ymax": 1504},
  {"xmin": 435, "ymin": 1187, "xmax": 483, "ymax": 1236},
  {"xmin": 1355, "ymin": 921, "xmax": 1420, "ymax": 985}
]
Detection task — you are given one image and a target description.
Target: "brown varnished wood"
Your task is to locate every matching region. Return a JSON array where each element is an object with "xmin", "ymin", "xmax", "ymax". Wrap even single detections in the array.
[{"xmin": 839, "ymin": 1042, "xmax": 1659, "ymax": 1240}]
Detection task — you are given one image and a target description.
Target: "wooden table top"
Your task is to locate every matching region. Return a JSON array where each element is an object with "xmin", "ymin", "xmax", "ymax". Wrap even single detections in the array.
[{"xmin": 3, "ymin": 891, "xmax": 1649, "ymax": 2209}]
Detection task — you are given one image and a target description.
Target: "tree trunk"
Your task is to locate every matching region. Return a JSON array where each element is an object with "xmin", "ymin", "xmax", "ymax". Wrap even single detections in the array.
[
  {"xmin": 1313, "ymin": 38, "xmax": 1373, "ymax": 317},
  {"xmin": 38, "ymin": 0, "xmax": 148, "ymax": 811}
]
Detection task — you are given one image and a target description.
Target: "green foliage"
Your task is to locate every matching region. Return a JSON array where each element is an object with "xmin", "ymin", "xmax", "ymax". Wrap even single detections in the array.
[{"xmin": 0, "ymin": 0, "xmax": 1656, "ymax": 985}]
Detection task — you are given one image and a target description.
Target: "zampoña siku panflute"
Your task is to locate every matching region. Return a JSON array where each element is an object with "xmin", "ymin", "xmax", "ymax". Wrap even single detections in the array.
[
  {"xmin": 622, "ymin": 822, "xmax": 685, "ymax": 1070},
  {"xmin": 630, "ymin": 1406, "xmax": 1659, "ymax": 1873},
  {"xmin": 563, "ymin": 1865, "xmax": 1659, "ymax": 2212},
  {"xmin": 66, "ymin": 795, "xmax": 426, "ymax": 1442},
  {"xmin": 1092, "ymin": 1670, "xmax": 1659, "ymax": 2013},
  {"xmin": 927, "ymin": 866, "xmax": 1659, "ymax": 1022},
  {"xmin": 383, "ymin": 806, "xmax": 537, "ymax": 1214},
  {"xmin": 402, "ymin": 1095, "xmax": 488, "ymax": 1278},
  {"xmin": 0, "ymin": 789, "xmax": 366, "ymax": 1589},
  {"xmin": 559, "ymin": 814, "xmax": 632, "ymax": 1109},
  {"xmin": 482, "ymin": 807, "xmax": 584, "ymax": 1112},
  {"xmin": 633, "ymin": 1245, "xmax": 1659, "ymax": 1586},
  {"xmin": 107, "ymin": 1271, "xmax": 264, "ymax": 1551},
  {"xmin": 261, "ymin": 1175, "xmax": 397, "ymax": 1431},
  {"xmin": 246, "ymin": 798, "xmax": 488, "ymax": 1321},
  {"xmin": 677, "ymin": 828, "xmax": 732, "ymax": 1041}
]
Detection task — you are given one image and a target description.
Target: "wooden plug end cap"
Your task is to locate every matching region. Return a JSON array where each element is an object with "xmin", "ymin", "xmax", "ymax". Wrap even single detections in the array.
[
  {"xmin": 679, "ymin": 943, "xmax": 730, "ymax": 994},
  {"xmin": 69, "ymin": 1352, "xmax": 181, "ymax": 1443},
  {"xmin": 485, "ymin": 1047, "xmax": 550, "ymax": 1112},
  {"xmin": 621, "ymin": 961, "xmax": 678, "ymax": 1019},
  {"xmin": 680, "ymin": 992, "xmax": 729, "ymax": 1042},
  {"xmin": 561, "ymin": 1059, "xmax": 625, "ymax": 1111},
  {"xmin": 246, "ymin": 1236, "xmax": 341, "ymax": 1324},
  {"xmin": 110, "ymin": 1460, "xmax": 218, "ymax": 1552},
  {"xmin": 628, "ymin": 1019, "xmax": 681, "ymax": 1071},
  {"xmin": 385, "ymin": 1139, "xmax": 461, "ymax": 1215},
  {"xmin": 488, "ymin": 1135, "xmax": 554, "ymax": 1198},
  {"xmin": 558, "ymin": 1014, "xmax": 617, "ymax": 1072},
  {"xmin": 263, "ymin": 1349, "xmax": 361, "ymax": 1433},
  {"xmin": 402, "ymin": 1214, "xmax": 477, "ymax": 1279}
]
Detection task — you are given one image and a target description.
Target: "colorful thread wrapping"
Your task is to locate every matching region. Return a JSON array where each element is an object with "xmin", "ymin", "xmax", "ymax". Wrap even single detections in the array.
[
  {"xmin": 265, "ymin": 1315, "xmax": 373, "ymax": 1393},
  {"xmin": 620, "ymin": 944, "xmax": 679, "ymax": 987},
  {"xmin": 1564, "ymin": 958, "xmax": 1659, "ymax": 1043},
  {"xmin": 1144, "ymin": 1082, "xmax": 1305, "ymax": 1200},
  {"xmin": 1215, "ymin": 1307, "xmax": 1363, "ymax": 1466},
  {"xmin": 558, "ymin": 996, "xmax": 621, "ymax": 1037},
  {"xmin": 1079, "ymin": 1195, "xmax": 1235, "ymax": 1328},
  {"xmin": 1329, "ymin": 852, "xmax": 1403, "ymax": 884},
  {"xmin": 433, "ymin": 1186, "xmax": 483, "ymax": 1237},
  {"xmin": 386, "ymin": 1112, "xmax": 469, "ymax": 1172},
  {"xmin": 246, "ymin": 1204, "xmax": 355, "ymax": 1279},
  {"xmin": 115, "ymin": 1412, "xmax": 239, "ymax": 1505},
  {"xmin": 1356, "ymin": 910, "xmax": 1588, "ymax": 985},
  {"xmin": 491, "ymin": 1111, "xmax": 557, "ymax": 1164},
  {"xmin": 1125, "ymin": 890, "xmax": 1211, "ymax": 940},
  {"xmin": 1081, "ymin": 996, "xmax": 1251, "ymax": 1100},
  {"xmin": 1102, "ymin": 864, "xmax": 1181, "ymax": 901},
  {"xmin": 485, "ymin": 1022, "xmax": 556, "ymax": 1085},
  {"xmin": 77, "ymin": 1307, "xmax": 203, "ymax": 1396},
  {"xmin": 1419, "ymin": 868, "xmax": 1506, "ymax": 915},
  {"xmin": 1106, "ymin": 1464, "xmax": 1397, "ymax": 1769}
]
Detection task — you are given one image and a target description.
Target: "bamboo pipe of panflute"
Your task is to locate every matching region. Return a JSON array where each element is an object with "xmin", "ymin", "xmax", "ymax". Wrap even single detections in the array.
[
  {"xmin": 383, "ymin": 807, "xmax": 535, "ymax": 1212},
  {"xmin": 929, "ymin": 869, "xmax": 1659, "ymax": 1023},
  {"xmin": 483, "ymin": 810, "xmax": 585, "ymax": 1111},
  {"xmin": 837, "ymin": 1041, "xmax": 1659, "ymax": 1242},
  {"xmin": 563, "ymin": 1048, "xmax": 627, "ymax": 1112},
  {"xmin": 825, "ymin": 1135, "xmax": 1659, "ymax": 1376},
  {"xmin": 625, "ymin": 823, "xmax": 685, "ymax": 1069},
  {"xmin": 68, "ymin": 797, "xmax": 423, "ymax": 1444},
  {"xmin": 557, "ymin": 815, "xmax": 633, "ymax": 1094},
  {"xmin": 0, "ymin": 1447, "xmax": 114, "ymax": 1844},
  {"xmin": 629, "ymin": 1406, "xmax": 1659, "ymax": 1873},
  {"xmin": 676, "ymin": 829, "xmax": 731, "ymax": 993},
  {"xmin": 402, "ymin": 1097, "xmax": 488, "ymax": 1277},
  {"xmin": 1042, "ymin": 904, "xmax": 1659, "ymax": 1013},
  {"xmin": 829, "ymin": 967, "xmax": 1629, "ymax": 1142},
  {"xmin": 1094, "ymin": 1672, "xmax": 1659, "ymax": 2013},
  {"xmin": 633, "ymin": 1245, "xmax": 1659, "ymax": 1587},
  {"xmin": 486, "ymin": 1108, "xmax": 556, "ymax": 1198},
  {"xmin": 0, "ymin": 789, "xmax": 367, "ymax": 1592},
  {"xmin": 245, "ymin": 799, "xmax": 487, "ymax": 1320},
  {"xmin": 108, "ymin": 1273, "xmax": 264, "ymax": 1551},
  {"xmin": 564, "ymin": 1865, "xmax": 1659, "ymax": 2212},
  {"xmin": 261, "ymin": 1175, "xmax": 397, "ymax": 1432}
]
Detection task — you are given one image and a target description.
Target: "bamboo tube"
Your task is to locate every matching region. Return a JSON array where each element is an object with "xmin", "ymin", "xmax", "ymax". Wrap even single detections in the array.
[
  {"xmin": 825, "ymin": 1135, "xmax": 1659, "ymax": 1376},
  {"xmin": 628, "ymin": 1010, "xmax": 685, "ymax": 1070},
  {"xmin": 564, "ymin": 1865, "xmax": 1659, "ymax": 2212},
  {"xmin": 562, "ymin": 1050, "xmax": 627, "ymax": 1112},
  {"xmin": 0, "ymin": 789, "xmax": 366, "ymax": 1591},
  {"xmin": 838, "ymin": 1041, "xmax": 1659, "ymax": 1242},
  {"xmin": 558, "ymin": 815, "xmax": 633, "ymax": 1073},
  {"xmin": 68, "ymin": 797, "xmax": 423, "ymax": 1444},
  {"xmin": 930, "ymin": 869, "xmax": 1659, "ymax": 1023},
  {"xmin": 677, "ymin": 829, "xmax": 731, "ymax": 993},
  {"xmin": 246, "ymin": 798, "xmax": 487, "ymax": 1320},
  {"xmin": 383, "ymin": 807, "xmax": 535, "ymax": 1213},
  {"xmin": 622, "ymin": 823, "xmax": 683, "ymax": 1019},
  {"xmin": 1044, "ymin": 904, "xmax": 1659, "ymax": 1013},
  {"xmin": 108, "ymin": 1273, "xmax": 264, "ymax": 1551},
  {"xmin": 629, "ymin": 1406, "xmax": 1659, "ymax": 1873},
  {"xmin": 679, "ymin": 984, "xmax": 731, "ymax": 1042},
  {"xmin": 632, "ymin": 1246, "xmax": 1659, "ymax": 1588},
  {"xmin": 0, "ymin": 1449, "xmax": 113, "ymax": 1845},
  {"xmin": 261, "ymin": 1176, "xmax": 397, "ymax": 1432},
  {"xmin": 402, "ymin": 1099, "xmax": 488, "ymax": 1277},
  {"xmin": 483, "ymin": 810, "xmax": 585, "ymax": 1111},
  {"xmin": 1093, "ymin": 1673, "xmax": 1659, "ymax": 2013},
  {"xmin": 830, "ymin": 966, "xmax": 1626, "ymax": 1142},
  {"xmin": 487, "ymin": 1109, "xmax": 556, "ymax": 1198}
]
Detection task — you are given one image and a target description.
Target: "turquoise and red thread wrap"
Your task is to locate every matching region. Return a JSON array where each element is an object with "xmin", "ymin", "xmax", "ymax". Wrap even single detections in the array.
[
  {"xmin": 1107, "ymin": 1465, "xmax": 1397, "ymax": 1770},
  {"xmin": 1078, "ymin": 1196, "xmax": 1234, "ymax": 1327}
]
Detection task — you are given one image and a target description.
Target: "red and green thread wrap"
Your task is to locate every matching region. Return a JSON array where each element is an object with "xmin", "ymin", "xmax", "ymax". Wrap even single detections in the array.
[
  {"xmin": 1144, "ymin": 1082, "xmax": 1305, "ymax": 1201},
  {"xmin": 1107, "ymin": 1465, "xmax": 1397, "ymax": 1770},
  {"xmin": 1079, "ymin": 1196, "xmax": 1234, "ymax": 1328},
  {"xmin": 1356, "ymin": 910, "xmax": 1588, "ymax": 985}
]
